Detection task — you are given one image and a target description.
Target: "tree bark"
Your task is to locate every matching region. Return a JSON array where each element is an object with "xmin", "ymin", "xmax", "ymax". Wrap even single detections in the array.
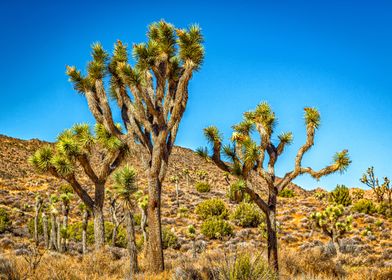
[
  {"xmin": 146, "ymin": 175, "xmax": 164, "ymax": 272},
  {"xmin": 267, "ymin": 188, "xmax": 279, "ymax": 273},
  {"xmin": 82, "ymin": 210, "xmax": 89, "ymax": 254},
  {"xmin": 125, "ymin": 210, "xmax": 138, "ymax": 278},
  {"xmin": 56, "ymin": 216, "xmax": 62, "ymax": 252},
  {"xmin": 93, "ymin": 206, "xmax": 105, "ymax": 249},
  {"xmin": 42, "ymin": 212, "xmax": 49, "ymax": 249},
  {"xmin": 49, "ymin": 213, "xmax": 57, "ymax": 251},
  {"xmin": 34, "ymin": 209, "xmax": 40, "ymax": 245},
  {"xmin": 62, "ymin": 205, "xmax": 69, "ymax": 251},
  {"xmin": 140, "ymin": 207, "xmax": 148, "ymax": 257}
]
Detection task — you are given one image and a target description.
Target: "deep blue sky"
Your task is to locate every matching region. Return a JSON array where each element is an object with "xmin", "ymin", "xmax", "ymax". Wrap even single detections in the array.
[{"xmin": 1, "ymin": 1, "xmax": 391, "ymax": 190}]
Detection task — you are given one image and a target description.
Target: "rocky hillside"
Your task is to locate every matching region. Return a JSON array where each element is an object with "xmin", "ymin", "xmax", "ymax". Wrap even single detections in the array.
[{"xmin": 0, "ymin": 134, "xmax": 391, "ymax": 279}]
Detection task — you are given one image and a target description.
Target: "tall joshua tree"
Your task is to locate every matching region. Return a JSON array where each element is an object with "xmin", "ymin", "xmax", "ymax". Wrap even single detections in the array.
[
  {"xmin": 61, "ymin": 20, "xmax": 203, "ymax": 271},
  {"xmin": 59, "ymin": 185, "xmax": 73, "ymax": 251},
  {"xmin": 360, "ymin": 166, "xmax": 389, "ymax": 203},
  {"xmin": 34, "ymin": 195, "xmax": 43, "ymax": 245},
  {"xmin": 78, "ymin": 203, "xmax": 90, "ymax": 254},
  {"xmin": 113, "ymin": 165, "xmax": 139, "ymax": 279},
  {"xmin": 29, "ymin": 123, "xmax": 126, "ymax": 248},
  {"xmin": 198, "ymin": 102, "xmax": 351, "ymax": 273}
]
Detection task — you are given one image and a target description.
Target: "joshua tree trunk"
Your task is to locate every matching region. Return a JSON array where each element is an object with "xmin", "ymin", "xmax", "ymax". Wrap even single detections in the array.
[
  {"xmin": 140, "ymin": 207, "xmax": 148, "ymax": 247},
  {"xmin": 62, "ymin": 205, "xmax": 69, "ymax": 251},
  {"xmin": 147, "ymin": 175, "xmax": 164, "ymax": 272},
  {"xmin": 266, "ymin": 189, "xmax": 278, "ymax": 272},
  {"xmin": 82, "ymin": 209, "xmax": 89, "ymax": 254},
  {"xmin": 49, "ymin": 213, "xmax": 57, "ymax": 251},
  {"xmin": 56, "ymin": 216, "xmax": 62, "ymax": 252},
  {"xmin": 125, "ymin": 210, "xmax": 138, "ymax": 278},
  {"xmin": 175, "ymin": 182, "xmax": 180, "ymax": 208},
  {"xmin": 34, "ymin": 202, "xmax": 42, "ymax": 245},
  {"xmin": 93, "ymin": 206, "xmax": 105, "ymax": 249},
  {"xmin": 42, "ymin": 212, "xmax": 49, "ymax": 249}
]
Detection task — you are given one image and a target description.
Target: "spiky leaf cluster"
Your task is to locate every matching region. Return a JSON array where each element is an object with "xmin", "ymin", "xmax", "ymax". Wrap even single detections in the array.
[
  {"xmin": 113, "ymin": 165, "xmax": 138, "ymax": 204},
  {"xmin": 329, "ymin": 185, "xmax": 352, "ymax": 206}
]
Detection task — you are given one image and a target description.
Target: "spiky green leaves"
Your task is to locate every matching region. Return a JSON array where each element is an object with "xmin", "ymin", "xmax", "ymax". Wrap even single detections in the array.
[
  {"xmin": 28, "ymin": 145, "xmax": 54, "ymax": 173},
  {"xmin": 88, "ymin": 42, "xmax": 108, "ymax": 80},
  {"xmin": 195, "ymin": 147, "xmax": 209, "ymax": 160},
  {"xmin": 116, "ymin": 62, "xmax": 142, "ymax": 87},
  {"xmin": 113, "ymin": 165, "xmax": 138, "ymax": 204},
  {"xmin": 148, "ymin": 20, "xmax": 176, "ymax": 59},
  {"xmin": 278, "ymin": 132, "xmax": 293, "ymax": 145},
  {"xmin": 204, "ymin": 126, "xmax": 222, "ymax": 144},
  {"xmin": 94, "ymin": 123, "xmax": 122, "ymax": 151},
  {"xmin": 177, "ymin": 24, "xmax": 204, "ymax": 69},
  {"xmin": 333, "ymin": 150, "xmax": 351, "ymax": 173},
  {"xmin": 304, "ymin": 107, "xmax": 320, "ymax": 129},
  {"xmin": 245, "ymin": 102, "xmax": 276, "ymax": 135}
]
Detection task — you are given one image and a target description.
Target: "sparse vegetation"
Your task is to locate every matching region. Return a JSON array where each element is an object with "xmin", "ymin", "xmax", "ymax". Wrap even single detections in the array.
[
  {"xmin": 0, "ymin": 208, "xmax": 11, "ymax": 233},
  {"xmin": 230, "ymin": 202, "xmax": 264, "ymax": 227},
  {"xmin": 278, "ymin": 188, "xmax": 295, "ymax": 198},
  {"xmin": 329, "ymin": 185, "xmax": 352, "ymax": 206},
  {"xmin": 352, "ymin": 199, "xmax": 376, "ymax": 214}
]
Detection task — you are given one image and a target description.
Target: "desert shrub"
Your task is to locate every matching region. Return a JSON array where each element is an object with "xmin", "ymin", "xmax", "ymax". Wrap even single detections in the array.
[
  {"xmin": 230, "ymin": 202, "xmax": 264, "ymax": 227},
  {"xmin": 278, "ymin": 188, "xmax": 295, "ymax": 198},
  {"xmin": 133, "ymin": 213, "xmax": 141, "ymax": 226},
  {"xmin": 227, "ymin": 180, "xmax": 251, "ymax": 203},
  {"xmin": 177, "ymin": 206, "xmax": 189, "ymax": 218},
  {"xmin": 314, "ymin": 190, "xmax": 328, "ymax": 201},
  {"xmin": 375, "ymin": 202, "xmax": 392, "ymax": 218},
  {"xmin": 329, "ymin": 185, "xmax": 352, "ymax": 206},
  {"xmin": 27, "ymin": 215, "xmax": 53, "ymax": 237},
  {"xmin": 0, "ymin": 208, "xmax": 11, "ymax": 233},
  {"xmin": 281, "ymin": 248, "xmax": 346, "ymax": 278},
  {"xmin": 195, "ymin": 182, "xmax": 211, "ymax": 193},
  {"xmin": 67, "ymin": 221, "xmax": 127, "ymax": 247},
  {"xmin": 352, "ymin": 199, "xmax": 376, "ymax": 214},
  {"xmin": 218, "ymin": 252, "xmax": 276, "ymax": 280},
  {"xmin": 196, "ymin": 199, "xmax": 228, "ymax": 220},
  {"xmin": 352, "ymin": 189, "xmax": 365, "ymax": 201},
  {"xmin": 162, "ymin": 227, "xmax": 180, "ymax": 249},
  {"xmin": 201, "ymin": 217, "xmax": 233, "ymax": 239},
  {"xmin": 0, "ymin": 256, "xmax": 20, "ymax": 280}
]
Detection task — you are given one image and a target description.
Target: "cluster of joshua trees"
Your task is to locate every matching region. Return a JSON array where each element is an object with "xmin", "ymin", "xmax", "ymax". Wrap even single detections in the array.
[{"xmin": 28, "ymin": 20, "xmax": 352, "ymax": 277}]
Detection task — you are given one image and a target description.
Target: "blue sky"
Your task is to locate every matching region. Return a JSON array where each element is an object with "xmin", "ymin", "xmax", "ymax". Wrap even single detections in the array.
[{"xmin": 1, "ymin": 0, "xmax": 391, "ymax": 190}]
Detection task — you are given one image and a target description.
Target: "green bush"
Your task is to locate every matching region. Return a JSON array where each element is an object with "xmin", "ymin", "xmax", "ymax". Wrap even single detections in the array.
[
  {"xmin": 195, "ymin": 198, "xmax": 228, "ymax": 220},
  {"xmin": 201, "ymin": 217, "xmax": 233, "ymax": 239},
  {"xmin": 195, "ymin": 182, "xmax": 211, "ymax": 193},
  {"xmin": 352, "ymin": 199, "xmax": 376, "ymax": 214},
  {"xmin": 375, "ymin": 202, "xmax": 392, "ymax": 218},
  {"xmin": 314, "ymin": 190, "xmax": 328, "ymax": 201},
  {"xmin": 329, "ymin": 185, "xmax": 352, "ymax": 206},
  {"xmin": 227, "ymin": 180, "xmax": 251, "ymax": 203},
  {"xmin": 218, "ymin": 252, "xmax": 276, "ymax": 280},
  {"xmin": 352, "ymin": 189, "xmax": 365, "ymax": 201},
  {"xmin": 0, "ymin": 208, "xmax": 11, "ymax": 233},
  {"xmin": 230, "ymin": 202, "xmax": 264, "ymax": 227},
  {"xmin": 67, "ymin": 221, "xmax": 127, "ymax": 248},
  {"xmin": 162, "ymin": 227, "xmax": 179, "ymax": 249},
  {"xmin": 278, "ymin": 188, "xmax": 295, "ymax": 198}
]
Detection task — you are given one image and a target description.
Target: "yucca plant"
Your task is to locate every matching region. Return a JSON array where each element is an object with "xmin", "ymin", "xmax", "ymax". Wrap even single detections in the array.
[
  {"xmin": 329, "ymin": 185, "xmax": 352, "ymax": 206},
  {"xmin": 310, "ymin": 204, "xmax": 353, "ymax": 254},
  {"xmin": 56, "ymin": 20, "xmax": 204, "ymax": 272},
  {"xmin": 29, "ymin": 123, "xmax": 126, "ymax": 249},
  {"xmin": 198, "ymin": 102, "xmax": 351, "ymax": 274},
  {"xmin": 113, "ymin": 165, "xmax": 139, "ymax": 278}
]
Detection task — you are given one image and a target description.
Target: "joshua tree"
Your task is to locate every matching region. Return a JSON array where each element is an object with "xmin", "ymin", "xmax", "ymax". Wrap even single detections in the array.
[
  {"xmin": 29, "ymin": 123, "xmax": 126, "ymax": 249},
  {"xmin": 42, "ymin": 208, "xmax": 49, "ymax": 249},
  {"xmin": 48, "ymin": 195, "xmax": 59, "ymax": 251},
  {"xmin": 198, "ymin": 102, "xmax": 350, "ymax": 273},
  {"xmin": 135, "ymin": 191, "xmax": 148, "ymax": 256},
  {"xmin": 59, "ymin": 186, "xmax": 73, "ymax": 251},
  {"xmin": 187, "ymin": 225, "xmax": 197, "ymax": 258},
  {"xmin": 310, "ymin": 204, "xmax": 353, "ymax": 253},
  {"xmin": 182, "ymin": 168, "xmax": 191, "ymax": 188},
  {"xmin": 113, "ymin": 165, "xmax": 139, "ymax": 278},
  {"xmin": 60, "ymin": 20, "xmax": 203, "ymax": 271},
  {"xmin": 107, "ymin": 189, "xmax": 125, "ymax": 247},
  {"xmin": 78, "ymin": 203, "xmax": 90, "ymax": 254},
  {"xmin": 169, "ymin": 175, "xmax": 180, "ymax": 207},
  {"xmin": 34, "ymin": 195, "xmax": 43, "ymax": 245},
  {"xmin": 360, "ymin": 167, "xmax": 388, "ymax": 203}
]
